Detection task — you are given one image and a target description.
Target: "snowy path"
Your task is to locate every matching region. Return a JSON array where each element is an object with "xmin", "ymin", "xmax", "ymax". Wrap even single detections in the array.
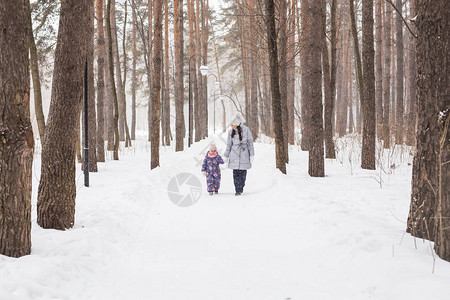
[{"xmin": 1, "ymin": 135, "xmax": 450, "ymax": 300}]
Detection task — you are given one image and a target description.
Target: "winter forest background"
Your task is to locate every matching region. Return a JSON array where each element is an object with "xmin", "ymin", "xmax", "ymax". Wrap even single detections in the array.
[{"xmin": 0, "ymin": 0, "xmax": 449, "ymax": 299}]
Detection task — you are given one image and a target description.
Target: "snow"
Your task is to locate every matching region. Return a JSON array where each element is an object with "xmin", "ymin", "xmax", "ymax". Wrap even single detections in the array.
[{"xmin": 1, "ymin": 132, "xmax": 450, "ymax": 300}]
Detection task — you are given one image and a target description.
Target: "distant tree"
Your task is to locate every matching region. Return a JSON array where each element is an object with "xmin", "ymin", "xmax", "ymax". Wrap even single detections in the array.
[
  {"xmin": 264, "ymin": 0, "xmax": 286, "ymax": 174},
  {"xmin": 106, "ymin": 0, "xmax": 120, "ymax": 160},
  {"xmin": 307, "ymin": 0, "xmax": 325, "ymax": 177},
  {"xmin": 174, "ymin": 0, "xmax": 185, "ymax": 151},
  {"xmin": 96, "ymin": 0, "xmax": 106, "ymax": 161},
  {"xmin": 37, "ymin": 0, "xmax": 89, "ymax": 229},
  {"xmin": 27, "ymin": 0, "xmax": 46, "ymax": 144},
  {"xmin": 394, "ymin": 0, "xmax": 404, "ymax": 144},
  {"xmin": 361, "ymin": 0, "xmax": 376, "ymax": 170},
  {"xmin": 0, "ymin": 0, "xmax": 33, "ymax": 257},
  {"xmin": 383, "ymin": 1, "xmax": 392, "ymax": 148},
  {"xmin": 150, "ymin": 0, "xmax": 163, "ymax": 169}
]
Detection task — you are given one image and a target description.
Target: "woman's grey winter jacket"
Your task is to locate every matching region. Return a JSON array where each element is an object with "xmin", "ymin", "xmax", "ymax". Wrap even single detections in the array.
[{"xmin": 224, "ymin": 123, "xmax": 254, "ymax": 170}]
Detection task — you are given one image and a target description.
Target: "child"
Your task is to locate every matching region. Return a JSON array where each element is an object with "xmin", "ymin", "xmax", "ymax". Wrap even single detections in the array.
[{"xmin": 201, "ymin": 144, "xmax": 224, "ymax": 195}]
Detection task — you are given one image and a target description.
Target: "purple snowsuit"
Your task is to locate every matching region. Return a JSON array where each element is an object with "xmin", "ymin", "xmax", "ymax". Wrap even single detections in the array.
[{"xmin": 201, "ymin": 152, "xmax": 224, "ymax": 192}]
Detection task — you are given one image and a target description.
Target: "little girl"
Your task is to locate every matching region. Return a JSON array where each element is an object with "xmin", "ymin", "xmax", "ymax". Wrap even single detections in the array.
[{"xmin": 201, "ymin": 144, "xmax": 224, "ymax": 195}]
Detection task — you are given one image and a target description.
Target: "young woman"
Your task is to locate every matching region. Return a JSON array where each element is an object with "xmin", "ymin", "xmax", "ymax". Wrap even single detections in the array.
[{"xmin": 224, "ymin": 114, "xmax": 254, "ymax": 196}]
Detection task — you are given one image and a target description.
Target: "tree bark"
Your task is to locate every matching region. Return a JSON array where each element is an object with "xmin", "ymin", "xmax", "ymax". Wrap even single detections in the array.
[
  {"xmin": 174, "ymin": 0, "xmax": 185, "ymax": 151},
  {"xmin": 307, "ymin": 0, "xmax": 325, "ymax": 177},
  {"xmin": 106, "ymin": 0, "xmax": 119, "ymax": 160},
  {"xmin": 26, "ymin": 1, "xmax": 46, "ymax": 144},
  {"xmin": 147, "ymin": 0, "xmax": 153, "ymax": 141},
  {"xmin": 37, "ymin": 0, "xmax": 89, "ymax": 229},
  {"xmin": 265, "ymin": 0, "xmax": 286, "ymax": 174},
  {"xmin": 0, "ymin": 0, "xmax": 33, "ymax": 257},
  {"xmin": 361, "ymin": 0, "xmax": 376, "ymax": 170},
  {"xmin": 162, "ymin": 0, "xmax": 171, "ymax": 146},
  {"xmin": 394, "ymin": 0, "xmax": 404, "ymax": 144},
  {"xmin": 188, "ymin": 0, "xmax": 199, "ymax": 144},
  {"xmin": 151, "ymin": 0, "xmax": 163, "ymax": 169},
  {"xmin": 407, "ymin": 0, "xmax": 449, "ymax": 257},
  {"xmin": 86, "ymin": 0, "xmax": 98, "ymax": 171},
  {"xmin": 383, "ymin": 1, "xmax": 391, "ymax": 148},
  {"xmin": 131, "ymin": 0, "xmax": 137, "ymax": 140},
  {"xmin": 96, "ymin": 0, "xmax": 106, "ymax": 162},
  {"xmin": 375, "ymin": 0, "xmax": 383, "ymax": 137},
  {"xmin": 405, "ymin": 0, "xmax": 417, "ymax": 146}
]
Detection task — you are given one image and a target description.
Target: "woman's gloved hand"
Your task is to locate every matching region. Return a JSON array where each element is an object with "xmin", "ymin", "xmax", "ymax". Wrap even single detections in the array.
[{"xmin": 250, "ymin": 156, "xmax": 254, "ymax": 164}]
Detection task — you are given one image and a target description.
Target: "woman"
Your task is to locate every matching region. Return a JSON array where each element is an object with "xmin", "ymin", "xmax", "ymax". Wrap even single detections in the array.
[{"xmin": 224, "ymin": 114, "xmax": 254, "ymax": 196}]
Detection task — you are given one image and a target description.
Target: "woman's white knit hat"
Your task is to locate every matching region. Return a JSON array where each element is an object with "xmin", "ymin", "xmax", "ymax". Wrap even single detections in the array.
[{"xmin": 230, "ymin": 112, "xmax": 244, "ymax": 125}]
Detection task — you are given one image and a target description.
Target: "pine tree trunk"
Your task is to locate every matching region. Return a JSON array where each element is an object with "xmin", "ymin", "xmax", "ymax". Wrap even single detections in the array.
[
  {"xmin": 105, "ymin": 0, "xmax": 114, "ymax": 151},
  {"xmin": 249, "ymin": 0, "xmax": 259, "ymax": 140},
  {"xmin": 27, "ymin": 1, "xmax": 46, "ymax": 144},
  {"xmin": 361, "ymin": 0, "xmax": 376, "ymax": 170},
  {"xmin": 307, "ymin": 0, "xmax": 325, "ymax": 177},
  {"xmin": 163, "ymin": 0, "xmax": 171, "ymax": 146},
  {"xmin": 195, "ymin": 0, "xmax": 203, "ymax": 141},
  {"xmin": 300, "ymin": 0, "xmax": 310, "ymax": 151},
  {"xmin": 131, "ymin": 0, "xmax": 137, "ymax": 140},
  {"xmin": 188, "ymin": 0, "xmax": 199, "ymax": 144},
  {"xmin": 383, "ymin": 1, "xmax": 391, "ymax": 148},
  {"xmin": 174, "ymin": 0, "xmax": 185, "ymax": 151},
  {"xmin": 405, "ymin": 0, "xmax": 417, "ymax": 146},
  {"xmin": 106, "ymin": 0, "xmax": 119, "ymax": 160},
  {"xmin": 394, "ymin": 0, "xmax": 404, "ymax": 144},
  {"xmin": 0, "ymin": 0, "xmax": 33, "ymax": 257},
  {"xmin": 151, "ymin": 0, "xmax": 162, "ymax": 169},
  {"xmin": 37, "ymin": 0, "xmax": 89, "ymax": 229},
  {"xmin": 324, "ymin": 0, "xmax": 337, "ymax": 159},
  {"xmin": 96, "ymin": 0, "xmax": 106, "ymax": 161},
  {"xmin": 375, "ymin": 0, "xmax": 383, "ymax": 137},
  {"xmin": 287, "ymin": 0, "xmax": 296, "ymax": 145},
  {"xmin": 147, "ymin": 0, "xmax": 153, "ymax": 141},
  {"xmin": 111, "ymin": 0, "xmax": 125, "ymax": 142},
  {"xmin": 407, "ymin": 0, "xmax": 449, "ymax": 253},
  {"xmin": 265, "ymin": 0, "xmax": 286, "ymax": 174},
  {"xmin": 87, "ymin": 0, "xmax": 98, "ymax": 171}
]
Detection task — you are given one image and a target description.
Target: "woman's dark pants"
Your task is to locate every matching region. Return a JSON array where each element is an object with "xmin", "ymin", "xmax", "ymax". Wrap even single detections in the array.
[{"xmin": 233, "ymin": 169, "xmax": 247, "ymax": 194}]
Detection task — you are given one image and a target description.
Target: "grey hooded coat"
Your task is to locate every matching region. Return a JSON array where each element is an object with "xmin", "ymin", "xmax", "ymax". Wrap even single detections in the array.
[{"xmin": 224, "ymin": 123, "xmax": 254, "ymax": 170}]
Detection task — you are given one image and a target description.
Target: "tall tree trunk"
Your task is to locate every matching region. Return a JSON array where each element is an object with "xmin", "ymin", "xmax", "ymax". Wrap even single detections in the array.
[
  {"xmin": 324, "ymin": 0, "xmax": 336, "ymax": 159},
  {"xmin": 27, "ymin": 1, "xmax": 46, "ymax": 144},
  {"xmin": 151, "ymin": 0, "xmax": 163, "ymax": 169},
  {"xmin": 194, "ymin": 0, "xmax": 203, "ymax": 141},
  {"xmin": 407, "ymin": 0, "xmax": 449, "ymax": 256},
  {"xmin": 349, "ymin": 0, "xmax": 364, "ymax": 114},
  {"xmin": 361, "ymin": 0, "xmax": 376, "ymax": 170},
  {"xmin": 174, "ymin": 0, "xmax": 185, "ymax": 151},
  {"xmin": 87, "ymin": 0, "xmax": 98, "ymax": 171},
  {"xmin": 0, "ymin": 0, "xmax": 33, "ymax": 257},
  {"xmin": 394, "ymin": 0, "xmax": 404, "ymax": 144},
  {"xmin": 202, "ymin": 0, "xmax": 209, "ymax": 138},
  {"xmin": 287, "ymin": 0, "xmax": 296, "ymax": 145},
  {"xmin": 279, "ymin": 0, "xmax": 289, "ymax": 163},
  {"xmin": 188, "ymin": 0, "xmax": 199, "ymax": 144},
  {"xmin": 308, "ymin": 0, "xmax": 325, "ymax": 177},
  {"xmin": 105, "ymin": 0, "xmax": 114, "ymax": 151},
  {"xmin": 265, "ymin": 0, "xmax": 286, "ymax": 174},
  {"xmin": 383, "ymin": 0, "xmax": 391, "ymax": 148},
  {"xmin": 96, "ymin": 0, "xmax": 106, "ymax": 162},
  {"xmin": 249, "ymin": 0, "xmax": 259, "ymax": 140},
  {"xmin": 122, "ymin": 2, "xmax": 132, "ymax": 148},
  {"xmin": 375, "ymin": 0, "xmax": 383, "ymax": 138},
  {"xmin": 147, "ymin": 0, "xmax": 153, "ymax": 141},
  {"xmin": 111, "ymin": 0, "xmax": 125, "ymax": 142},
  {"xmin": 405, "ymin": 0, "xmax": 417, "ymax": 146},
  {"xmin": 300, "ymin": 0, "xmax": 310, "ymax": 151},
  {"xmin": 37, "ymin": 0, "xmax": 89, "ymax": 229},
  {"xmin": 131, "ymin": 0, "xmax": 137, "ymax": 140},
  {"xmin": 107, "ymin": 0, "xmax": 119, "ymax": 160},
  {"xmin": 163, "ymin": 0, "xmax": 171, "ymax": 146}
]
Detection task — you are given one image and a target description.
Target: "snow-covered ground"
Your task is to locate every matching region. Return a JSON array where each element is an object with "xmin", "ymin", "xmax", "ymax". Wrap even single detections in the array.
[{"xmin": 1, "ymin": 132, "xmax": 450, "ymax": 300}]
